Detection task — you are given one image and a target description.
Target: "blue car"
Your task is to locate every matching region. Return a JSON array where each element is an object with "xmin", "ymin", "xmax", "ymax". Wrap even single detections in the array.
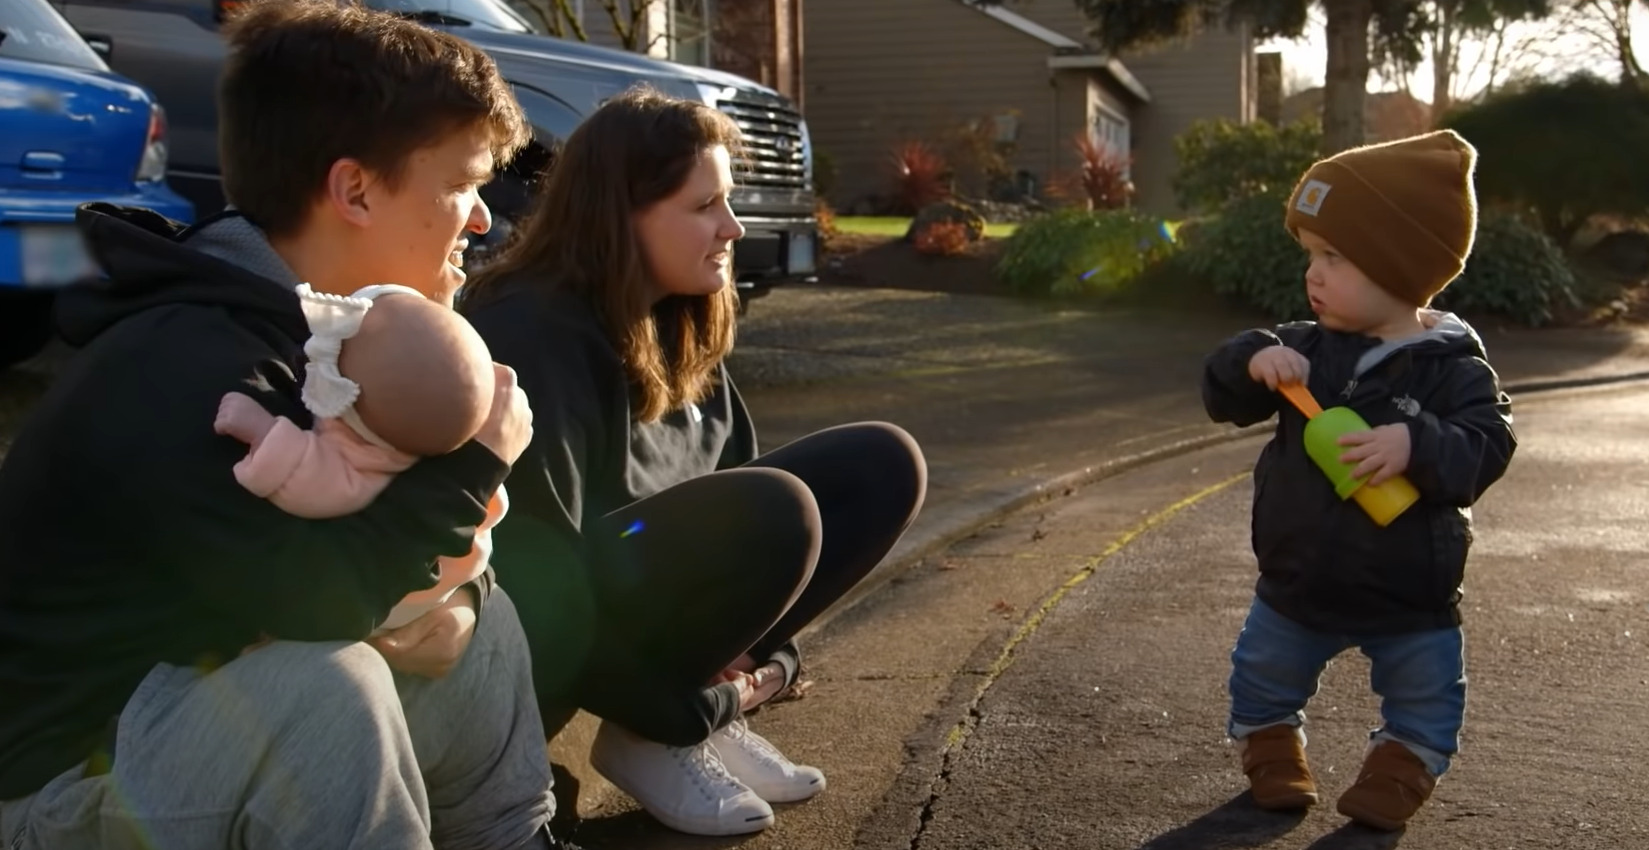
[{"xmin": 0, "ymin": 0, "xmax": 192, "ymax": 367}]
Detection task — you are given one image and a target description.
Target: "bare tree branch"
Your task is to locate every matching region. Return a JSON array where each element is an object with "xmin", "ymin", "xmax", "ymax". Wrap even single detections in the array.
[
  {"xmin": 594, "ymin": 0, "xmax": 659, "ymax": 53},
  {"xmin": 517, "ymin": 0, "xmax": 591, "ymax": 41},
  {"xmin": 1573, "ymin": 0, "xmax": 1646, "ymax": 80}
]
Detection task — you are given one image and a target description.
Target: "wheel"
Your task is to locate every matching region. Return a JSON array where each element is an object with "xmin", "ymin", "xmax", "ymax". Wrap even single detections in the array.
[{"xmin": 0, "ymin": 290, "xmax": 57, "ymax": 370}]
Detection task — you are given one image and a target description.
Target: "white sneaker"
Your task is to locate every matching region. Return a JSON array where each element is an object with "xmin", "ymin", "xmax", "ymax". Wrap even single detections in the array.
[
  {"xmin": 590, "ymin": 721, "xmax": 774, "ymax": 836},
  {"xmin": 711, "ymin": 718, "xmax": 827, "ymax": 803}
]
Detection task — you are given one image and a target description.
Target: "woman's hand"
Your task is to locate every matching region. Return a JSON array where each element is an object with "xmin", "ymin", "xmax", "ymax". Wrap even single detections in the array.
[
  {"xmin": 730, "ymin": 671, "xmax": 759, "ymax": 711},
  {"xmin": 739, "ymin": 663, "xmax": 789, "ymax": 712},
  {"xmin": 369, "ymin": 589, "xmax": 478, "ymax": 679},
  {"xmin": 713, "ymin": 654, "xmax": 787, "ymax": 712}
]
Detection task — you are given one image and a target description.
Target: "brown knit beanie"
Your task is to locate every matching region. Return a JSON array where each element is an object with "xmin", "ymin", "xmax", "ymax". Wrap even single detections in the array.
[{"xmin": 1283, "ymin": 129, "xmax": 1479, "ymax": 307}]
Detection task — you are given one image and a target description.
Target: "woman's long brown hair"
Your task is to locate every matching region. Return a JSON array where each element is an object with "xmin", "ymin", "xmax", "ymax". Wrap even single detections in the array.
[{"xmin": 461, "ymin": 85, "xmax": 743, "ymax": 422}]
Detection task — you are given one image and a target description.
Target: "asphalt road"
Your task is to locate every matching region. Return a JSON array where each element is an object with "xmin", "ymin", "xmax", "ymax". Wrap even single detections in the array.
[{"xmin": 572, "ymin": 382, "xmax": 1649, "ymax": 850}]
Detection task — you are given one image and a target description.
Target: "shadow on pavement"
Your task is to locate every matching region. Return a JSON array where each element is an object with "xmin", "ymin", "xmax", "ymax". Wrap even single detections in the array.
[
  {"xmin": 1302, "ymin": 822, "xmax": 1405, "ymax": 850},
  {"xmin": 1135, "ymin": 793, "xmax": 1307, "ymax": 849},
  {"xmin": 568, "ymin": 808, "xmax": 769, "ymax": 850}
]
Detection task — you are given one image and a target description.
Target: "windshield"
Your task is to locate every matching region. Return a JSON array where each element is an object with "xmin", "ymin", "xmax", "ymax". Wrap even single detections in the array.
[
  {"xmin": 0, "ymin": 0, "xmax": 107, "ymax": 72},
  {"xmin": 362, "ymin": 0, "xmax": 538, "ymax": 34}
]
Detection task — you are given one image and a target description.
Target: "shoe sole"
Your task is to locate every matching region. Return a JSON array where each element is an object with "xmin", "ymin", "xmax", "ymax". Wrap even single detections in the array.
[
  {"xmin": 650, "ymin": 807, "xmax": 774, "ymax": 836},
  {"xmin": 591, "ymin": 745, "xmax": 775, "ymax": 837},
  {"xmin": 752, "ymin": 774, "xmax": 827, "ymax": 804},
  {"xmin": 1336, "ymin": 799, "xmax": 1404, "ymax": 831}
]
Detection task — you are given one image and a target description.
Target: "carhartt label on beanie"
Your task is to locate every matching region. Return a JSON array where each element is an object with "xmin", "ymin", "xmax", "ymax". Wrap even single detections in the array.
[{"xmin": 1284, "ymin": 129, "xmax": 1479, "ymax": 307}]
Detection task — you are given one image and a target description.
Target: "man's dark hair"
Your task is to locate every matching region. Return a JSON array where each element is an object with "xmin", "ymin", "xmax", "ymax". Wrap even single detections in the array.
[{"xmin": 218, "ymin": 0, "xmax": 529, "ymax": 236}]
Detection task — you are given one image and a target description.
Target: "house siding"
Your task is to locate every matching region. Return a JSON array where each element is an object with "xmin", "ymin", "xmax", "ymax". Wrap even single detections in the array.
[
  {"xmin": 805, "ymin": 0, "xmax": 1254, "ymax": 214},
  {"xmin": 982, "ymin": 0, "xmax": 1102, "ymax": 45},
  {"xmin": 1119, "ymin": 24, "xmax": 1255, "ymax": 213},
  {"xmin": 805, "ymin": 0, "xmax": 1076, "ymax": 209}
]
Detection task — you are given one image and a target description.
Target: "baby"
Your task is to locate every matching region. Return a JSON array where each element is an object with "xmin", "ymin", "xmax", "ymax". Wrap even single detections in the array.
[{"xmin": 215, "ymin": 283, "xmax": 507, "ymax": 632}]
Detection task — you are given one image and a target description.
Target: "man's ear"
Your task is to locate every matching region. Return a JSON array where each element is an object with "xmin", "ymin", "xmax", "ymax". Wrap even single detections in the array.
[{"xmin": 324, "ymin": 158, "xmax": 373, "ymax": 228}]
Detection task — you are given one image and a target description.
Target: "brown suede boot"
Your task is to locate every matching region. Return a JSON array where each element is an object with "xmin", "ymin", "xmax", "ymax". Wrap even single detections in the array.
[
  {"xmin": 1240, "ymin": 724, "xmax": 1318, "ymax": 810},
  {"xmin": 1336, "ymin": 740, "xmax": 1438, "ymax": 831}
]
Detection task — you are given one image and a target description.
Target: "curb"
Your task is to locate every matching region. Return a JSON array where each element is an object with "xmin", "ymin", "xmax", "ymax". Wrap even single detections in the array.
[
  {"xmin": 795, "ymin": 369, "xmax": 1649, "ymax": 646},
  {"xmin": 1502, "ymin": 371, "xmax": 1649, "ymax": 395},
  {"xmin": 796, "ymin": 423, "xmax": 1267, "ymax": 644}
]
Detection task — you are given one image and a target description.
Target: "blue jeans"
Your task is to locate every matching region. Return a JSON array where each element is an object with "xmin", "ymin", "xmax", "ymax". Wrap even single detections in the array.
[{"xmin": 1228, "ymin": 598, "xmax": 1465, "ymax": 776}]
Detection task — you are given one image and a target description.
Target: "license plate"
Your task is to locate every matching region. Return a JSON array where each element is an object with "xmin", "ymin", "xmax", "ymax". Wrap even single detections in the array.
[
  {"xmin": 787, "ymin": 232, "xmax": 816, "ymax": 276},
  {"xmin": 19, "ymin": 224, "xmax": 101, "ymax": 288}
]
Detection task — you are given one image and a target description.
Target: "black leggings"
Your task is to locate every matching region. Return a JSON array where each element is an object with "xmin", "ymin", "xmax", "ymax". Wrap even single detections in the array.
[{"xmin": 557, "ymin": 422, "xmax": 925, "ymax": 744}]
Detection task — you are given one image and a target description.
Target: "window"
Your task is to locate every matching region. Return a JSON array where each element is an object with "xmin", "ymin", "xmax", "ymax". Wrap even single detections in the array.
[
  {"xmin": 1090, "ymin": 99, "xmax": 1131, "ymax": 179},
  {"xmin": 0, "ymin": 0, "xmax": 106, "ymax": 72},
  {"xmin": 358, "ymin": 0, "xmax": 534, "ymax": 33},
  {"xmin": 668, "ymin": 0, "xmax": 713, "ymax": 66}
]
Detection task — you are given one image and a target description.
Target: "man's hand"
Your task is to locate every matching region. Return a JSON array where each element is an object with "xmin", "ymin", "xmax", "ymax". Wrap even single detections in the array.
[
  {"xmin": 1338, "ymin": 423, "xmax": 1412, "ymax": 486},
  {"xmin": 473, "ymin": 364, "xmax": 533, "ymax": 466},
  {"xmin": 369, "ymin": 588, "xmax": 478, "ymax": 679},
  {"xmin": 1247, "ymin": 345, "xmax": 1311, "ymax": 390}
]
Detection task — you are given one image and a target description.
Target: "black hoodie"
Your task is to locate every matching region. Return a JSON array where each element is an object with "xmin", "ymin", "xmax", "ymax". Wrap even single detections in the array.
[
  {"xmin": 463, "ymin": 279, "xmax": 804, "ymax": 748},
  {"xmin": 1203, "ymin": 313, "xmax": 1517, "ymax": 635},
  {"xmin": 0, "ymin": 205, "xmax": 507, "ymax": 799}
]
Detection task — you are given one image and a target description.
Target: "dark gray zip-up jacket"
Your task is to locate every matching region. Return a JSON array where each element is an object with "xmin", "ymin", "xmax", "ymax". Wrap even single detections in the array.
[{"xmin": 1203, "ymin": 313, "xmax": 1517, "ymax": 634}]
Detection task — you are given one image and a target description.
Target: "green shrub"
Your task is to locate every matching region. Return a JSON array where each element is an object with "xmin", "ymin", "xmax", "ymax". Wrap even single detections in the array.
[
  {"xmin": 1172, "ymin": 118, "xmax": 1322, "ymax": 214},
  {"xmin": 1182, "ymin": 194, "xmax": 1580, "ymax": 327},
  {"xmin": 1181, "ymin": 190, "xmax": 1310, "ymax": 320},
  {"xmin": 996, "ymin": 209, "xmax": 1176, "ymax": 297},
  {"xmin": 1442, "ymin": 74, "xmax": 1649, "ymax": 246},
  {"xmin": 1435, "ymin": 213, "xmax": 1579, "ymax": 327}
]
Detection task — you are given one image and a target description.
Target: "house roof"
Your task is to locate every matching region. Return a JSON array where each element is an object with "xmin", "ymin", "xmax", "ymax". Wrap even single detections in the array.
[
  {"xmin": 960, "ymin": 1, "xmax": 1151, "ymax": 103},
  {"xmin": 967, "ymin": 1, "xmax": 1083, "ymax": 49}
]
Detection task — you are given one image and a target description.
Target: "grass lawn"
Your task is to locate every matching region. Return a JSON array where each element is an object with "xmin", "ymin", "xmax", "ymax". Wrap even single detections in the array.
[{"xmin": 836, "ymin": 216, "xmax": 1019, "ymax": 239}]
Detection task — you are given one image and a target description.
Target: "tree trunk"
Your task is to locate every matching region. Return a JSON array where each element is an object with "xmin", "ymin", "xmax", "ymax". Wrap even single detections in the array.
[
  {"xmin": 1430, "ymin": 1, "xmax": 1456, "ymax": 125},
  {"xmin": 1321, "ymin": 0, "xmax": 1375, "ymax": 154},
  {"xmin": 1617, "ymin": 1, "xmax": 1646, "ymax": 83},
  {"xmin": 1482, "ymin": 19, "xmax": 1509, "ymax": 98}
]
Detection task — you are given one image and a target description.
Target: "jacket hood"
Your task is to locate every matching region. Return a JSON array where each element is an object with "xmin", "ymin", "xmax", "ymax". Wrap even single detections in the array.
[
  {"xmin": 1353, "ymin": 310, "xmax": 1488, "ymax": 378},
  {"xmin": 58, "ymin": 204, "xmax": 308, "ymax": 347}
]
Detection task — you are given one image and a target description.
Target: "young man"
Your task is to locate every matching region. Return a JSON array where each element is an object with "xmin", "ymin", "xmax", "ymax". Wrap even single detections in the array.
[{"xmin": 0, "ymin": 2, "xmax": 575, "ymax": 847}]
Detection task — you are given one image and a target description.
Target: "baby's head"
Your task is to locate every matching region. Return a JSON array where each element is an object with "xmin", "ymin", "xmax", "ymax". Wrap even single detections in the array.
[
  {"xmin": 1283, "ymin": 129, "xmax": 1479, "ymax": 336},
  {"xmin": 338, "ymin": 293, "xmax": 494, "ymax": 456}
]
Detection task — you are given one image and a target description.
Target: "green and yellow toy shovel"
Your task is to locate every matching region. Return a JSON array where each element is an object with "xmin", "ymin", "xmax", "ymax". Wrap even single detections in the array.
[{"xmin": 1278, "ymin": 382, "xmax": 1420, "ymax": 528}]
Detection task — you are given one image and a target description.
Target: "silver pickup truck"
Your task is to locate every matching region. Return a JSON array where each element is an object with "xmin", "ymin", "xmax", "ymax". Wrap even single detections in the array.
[{"xmin": 52, "ymin": 0, "xmax": 819, "ymax": 305}]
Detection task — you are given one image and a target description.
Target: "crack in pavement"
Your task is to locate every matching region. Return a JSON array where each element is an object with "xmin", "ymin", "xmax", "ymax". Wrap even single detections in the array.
[{"xmin": 905, "ymin": 473, "xmax": 1250, "ymax": 850}]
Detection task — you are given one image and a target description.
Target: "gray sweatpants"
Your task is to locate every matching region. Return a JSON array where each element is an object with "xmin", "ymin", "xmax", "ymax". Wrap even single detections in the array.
[{"xmin": 0, "ymin": 589, "xmax": 553, "ymax": 850}]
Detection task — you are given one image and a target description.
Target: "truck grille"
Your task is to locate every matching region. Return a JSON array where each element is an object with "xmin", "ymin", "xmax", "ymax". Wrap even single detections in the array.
[{"xmin": 716, "ymin": 92, "xmax": 807, "ymax": 190}]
